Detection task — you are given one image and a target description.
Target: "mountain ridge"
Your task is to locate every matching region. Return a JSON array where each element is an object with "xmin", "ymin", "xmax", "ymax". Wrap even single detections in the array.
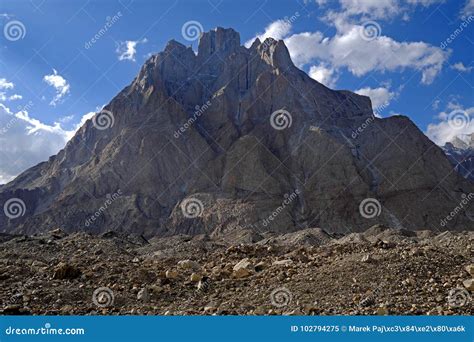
[
  {"xmin": 442, "ymin": 132, "xmax": 474, "ymax": 181},
  {"xmin": 1, "ymin": 27, "xmax": 472, "ymax": 237}
]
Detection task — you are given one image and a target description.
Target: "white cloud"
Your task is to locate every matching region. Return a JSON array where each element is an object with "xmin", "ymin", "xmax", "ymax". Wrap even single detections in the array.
[
  {"xmin": 355, "ymin": 86, "xmax": 396, "ymax": 113},
  {"xmin": 328, "ymin": 0, "xmax": 445, "ymax": 21},
  {"xmin": 284, "ymin": 24, "xmax": 449, "ymax": 85},
  {"xmin": 244, "ymin": 20, "xmax": 292, "ymax": 47},
  {"xmin": 116, "ymin": 38, "xmax": 148, "ymax": 62},
  {"xmin": 425, "ymin": 104, "xmax": 474, "ymax": 145},
  {"xmin": 308, "ymin": 63, "xmax": 339, "ymax": 88},
  {"xmin": 0, "ymin": 78, "xmax": 14, "ymax": 90},
  {"xmin": 0, "ymin": 79, "xmax": 23, "ymax": 102},
  {"xmin": 451, "ymin": 62, "xmax": 473, "ymax": 73},
  {"xmin": 7, "ymin": 94, "xmax": 22, "ymax": 100},
  {"xmin": 0, "ymin": 104, "xmax": 69, "ymax": 184},
  {"xmin": 406, "ymin": 0, "xmax": 445, "ymax": 6},
  {"xmin": 338, "ymin": 0, "xmax": 400, "ymax": 19},
  {"xmin": 0, "ymin": 93, "xmax": 22, "ymax": 101},
  {"xmin": 0, "ymin": 103, "xmax": 98, "ymax": 184},
  {"xmin": 43, "ymin": 69, "xmax": 70, "ymax": 106},
  {"xmin": 461, "ymin": 0, "xmax": 474, "ymax": 16}
]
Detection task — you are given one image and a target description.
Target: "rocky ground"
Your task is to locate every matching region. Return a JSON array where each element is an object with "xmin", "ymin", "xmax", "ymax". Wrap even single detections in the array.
[{"xmin": 0, "ymin": 226, "xmax": 473, "ymax": 316}]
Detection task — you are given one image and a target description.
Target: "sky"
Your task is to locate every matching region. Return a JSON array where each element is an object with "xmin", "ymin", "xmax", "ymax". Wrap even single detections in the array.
[{"xmin": 0, "ymin": 0, "xmax": 473, "ymax": 184}]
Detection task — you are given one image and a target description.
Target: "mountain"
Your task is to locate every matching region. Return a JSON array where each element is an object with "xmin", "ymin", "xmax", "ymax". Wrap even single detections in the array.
[
  {"xmin": 1, "ymin": 27, "xmax": 473, "ymax": 237},
  {"xmin": 442, "ymin": 133, "xmax": 474, "ymax": 181}
]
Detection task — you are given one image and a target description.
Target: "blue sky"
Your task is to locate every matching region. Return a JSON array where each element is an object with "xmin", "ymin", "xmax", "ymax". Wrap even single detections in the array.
[{"xmin": 0, "ymin": 0, "xmax": 473, "ymax": 183}]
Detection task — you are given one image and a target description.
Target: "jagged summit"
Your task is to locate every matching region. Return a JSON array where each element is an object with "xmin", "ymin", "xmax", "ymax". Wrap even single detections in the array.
[
  {"xmin": 442, "ymin": 133, "xmax": 474, "ymax": 181},
  {"xmin": 0, "ymin": 28, "xmax": 472, "ymax": 237},
  {"xmin": 198, "ymin": 27, "xmax": 241, "ymax": 57}
]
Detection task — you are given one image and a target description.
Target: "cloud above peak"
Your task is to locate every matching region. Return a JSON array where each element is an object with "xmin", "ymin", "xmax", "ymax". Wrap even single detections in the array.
[
  {"xmin": 116, "ymin": 38, "xmax": 148, "ymax": 62},
  {"xmin": 43, "ymin": 69, "xmax": 70, "ymax": 106},
  {"xmin": 356, "ymin": 86, "xmax": 396, "ymax": 109}
]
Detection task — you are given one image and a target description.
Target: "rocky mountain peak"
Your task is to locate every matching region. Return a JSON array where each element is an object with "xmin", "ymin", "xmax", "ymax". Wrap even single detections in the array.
[
  {"xmin": 442, "ymin": 132, "xmax": 474, "ymax": 181},
  {"xmin": 0, "ymin": 28, "xmax": 472, "ymax": 237},
  {"xmin": 197, "ymin": 27, "xmax": 240, "ymax": 58},
  {"xmin": 256, "ymin": 38, "xmax": 294, "ymax": 69}
]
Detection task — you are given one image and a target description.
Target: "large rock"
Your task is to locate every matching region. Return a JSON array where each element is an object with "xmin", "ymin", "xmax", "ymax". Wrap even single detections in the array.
[
  {"xmin": 233, "ymin": 258, "xmax": 253, "ymax": 278},
  {"xmin": 0, "ymin": 27, "xmax": 472, "ymax": 237}
]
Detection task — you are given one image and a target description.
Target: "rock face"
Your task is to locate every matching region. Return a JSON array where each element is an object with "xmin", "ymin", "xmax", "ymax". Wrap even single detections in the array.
[
  {"xmin": 442, "ymin": 133, "xmax": 474, "ymax": 181},
  {"xmin": 0, "ymin": 27, "xmax": 473, "ymax": 237}
]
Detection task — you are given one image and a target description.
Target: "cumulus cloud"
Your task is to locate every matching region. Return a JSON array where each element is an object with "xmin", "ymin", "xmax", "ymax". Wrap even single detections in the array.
[
  {"xmin": 284, "ymin": 24, "xmax": 449, "ymax": 85},
  {"xmin": 0, "ymin": 103, "xmax": 97, "ymax": 184},
  {"xmin": 116, "ymin": 38, "xmax": 148, "ymax": 61},
  {"xmin": 355, "ymin": 86, "xmax": 396, "ymax": 112},
  {"xmin": 425, "ymin": 103, "xmax": 474, "ymax": 145},
  {"xmin": 308, "ymin": 63, "xmax": 339, "ymax": 88},
  {"xmin": 0, "ymin": 93, "xmax": 22, "ymax": 101},
  {"xmin": 0, "ymin": 79, "xmax": 23, "ymax": 102},
  {"xmin": 0, "ymin": 78, "xmax": 14, "ymax": 90},
  {"xmin": 337, "ymin": 0, "xmax": 400, "ymax": 19},
  {"xmin": 43, "ymin": 69, "xmax": 70, "ymax": 106},
  {"xmin": 406, "ymin": 0, "xmax": 445, "ymax": 6},
  {"xmin": 451, "ymin": 62, "xmax": 473, "ymax": 73},
  {"xmin": 0, "ymin": 104, "xmax": 69, "ymax": 184}
]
